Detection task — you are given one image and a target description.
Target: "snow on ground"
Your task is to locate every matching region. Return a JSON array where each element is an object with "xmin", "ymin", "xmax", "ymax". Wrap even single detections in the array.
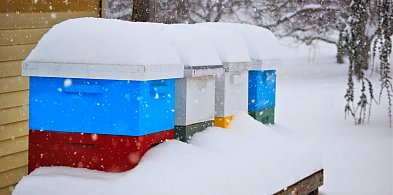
[
  {"xmin": 13, "ymin": 112, "xmax": 321, "ymax": 195},
  {"xmin": 14, "ymin": 40, "xmax": 392, "ymax": 195},
  {"xmin": 275, "ymin": 40, "xmax": 393, "ymax": 195}
]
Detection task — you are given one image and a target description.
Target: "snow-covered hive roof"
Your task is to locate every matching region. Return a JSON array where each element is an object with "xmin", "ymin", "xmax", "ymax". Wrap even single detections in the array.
[
  {"xmin": 163, "ymin": 24, "xmax": 222, "ymax": 67},
  {"xmin": 192, "ymin": 23, "xmax": 251, "ymax": 71},
  {"xmin": 198, "ymin": 22, "xmax": 282, "ymax": 70},
  {"xmin": 163, "ymin": 24, "xmax": 223, "ymax": 77},
  {"xmin": 22, "ymin": 18, "xmax": 183, "ymax": 81}
]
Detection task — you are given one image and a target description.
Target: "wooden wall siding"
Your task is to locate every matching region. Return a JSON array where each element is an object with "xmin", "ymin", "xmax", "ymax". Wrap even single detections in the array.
[
  {"xmin": 0, "ymin": 1, "xmax": 102, "ymax": 193},
  {"xmin": 0, "ymin": 135, "xmax": 28, "ymax": 157},
  {"xmin": 0, "ymin": 90, "xmax": 29, "ymax": 110},
  {"xmin": 0, "ymin": 12, "xmax": 100, "ymax": 30},
  {"xmin": 0, "ymin": 185, "xmax": 16, "ymax": 195},
  {"xmin": 0, "ymin": 76, "xmax": 29, "ymax": 94},
  {"xmin": 0, "ymin": 61, "xmax": 23, "ymax": 77},
  {"xmin": 0, "ymin": 121, "xmax": 28, "ymax": 142},
  {"xmin": 1, "ymin": 0, "xmax": 100, "ymax": 13},
  {"xmin": 0, "ymin": 28, "xmax": 50, "ymax": 46},
  {"xmin": 0, "ymin": 106, "xmax": 29, "ymax": 126},
  {"xmin": 0, "ymin": 166, "xmax": 28, "ymax": 189},
  {"xmin": 0, "ymin": 44, "xmax": 35, "ymax": 62},
  {"xmin": 0, "ymin": 151, "xmax": 28, "ymax": 172}
]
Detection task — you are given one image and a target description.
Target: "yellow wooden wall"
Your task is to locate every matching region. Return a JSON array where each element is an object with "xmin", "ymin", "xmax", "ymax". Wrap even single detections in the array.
[{"xmin": 0, "ymin": 1, "xmax": 101, "ymax": 194}]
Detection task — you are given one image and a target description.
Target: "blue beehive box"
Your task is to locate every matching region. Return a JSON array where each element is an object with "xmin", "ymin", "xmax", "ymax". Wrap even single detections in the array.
[
  {"xmin": 29, "ymin": 77, "xmax": 176, "ymax": 136},
  {"xmin": 248, "ymin": 70, "xmax": 276, "ymax": 111},
  {"xmin": 21, "ymin": 19, "xmax": 185, "ymax": 136}
]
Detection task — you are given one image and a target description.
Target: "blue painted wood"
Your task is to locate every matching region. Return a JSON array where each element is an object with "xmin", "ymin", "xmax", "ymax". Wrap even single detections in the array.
[
  {"xmin": 248, "ymin": 70, "xmax": 276, "ymax": 111},
  {"xmin": 29, "ymin": 77, "xmax": 176, "ymax": 136}
]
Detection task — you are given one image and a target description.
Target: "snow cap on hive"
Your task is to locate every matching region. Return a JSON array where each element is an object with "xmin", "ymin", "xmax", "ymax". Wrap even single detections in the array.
[
  {"xmin": 22, "ymin": 18, "xmax": 183, "ymax": 81},
  {"xmin": 198, "ymin": 22, "xmax": 282, "ymax": 70},
  {"xmin": 193, "ymin": 23, "xmax": 251, "ymax": 71},
  {"xmin": 164, "ymin": 24, "xmax": 222, "ymax": 67},
  {"xmin": 163, "ymin": 24, "xmax": 223, "ymax": 77}
]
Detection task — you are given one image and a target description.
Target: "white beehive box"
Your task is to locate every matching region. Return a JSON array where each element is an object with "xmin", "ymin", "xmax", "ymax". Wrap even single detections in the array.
[
  {"xmin": 175, "ymin": 76, "xmax": 216, "ymax": 125},
  {"xmin": 163, "ymin": 24, "xmax": 223, "ymax": 126},
  {"xmin": 194, "ymin": 24, "xmax": 251, "ymax": 118},
  {"xmin": 215, "ymin": 70, "xmax": 249, "ymax": 117}
]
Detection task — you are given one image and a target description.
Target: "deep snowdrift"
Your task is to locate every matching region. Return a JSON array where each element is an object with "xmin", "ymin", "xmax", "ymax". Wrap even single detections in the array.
[{"xmin": 13, "ymin": 112, "xmax": 321, "ymax": 195}]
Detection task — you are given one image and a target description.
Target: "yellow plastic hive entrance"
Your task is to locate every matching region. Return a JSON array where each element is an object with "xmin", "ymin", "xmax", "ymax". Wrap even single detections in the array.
[{"xmin": 214, "ymin": 116, "xmax": 233, "ymax": 128}]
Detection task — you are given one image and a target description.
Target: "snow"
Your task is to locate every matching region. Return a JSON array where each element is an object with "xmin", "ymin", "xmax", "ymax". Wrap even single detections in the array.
[
  {"xmin": 14, "ymin": 36, "xmax": 392, "ymax": 194},
  {"xmin": 193, "ymin": 23, "xmax": 251, "ymax": 63},
  {"xmin": 198, "ymin": 22, "xmax": 281, "ymax": 61},
  {"xmin": 23, "ymin": 18, "xmax": 184, "ymax": 80},
  {"xmin": 23, "ymin": 19, "xmax": 260, "ymax": 80},
  {"xmin": 13, "ymin": 112, "xmax": 321, "ymax": 195},
  {"xmin": 276, "ymin": 40, "xmax": 392, "ymax": 194},
  {"xmin": 25, "ymin": 18, "xmax": 180, "ymax": 67},
  {"xmin": 163, "ymin": 24, "xmax": 222, "ymax": 67}
]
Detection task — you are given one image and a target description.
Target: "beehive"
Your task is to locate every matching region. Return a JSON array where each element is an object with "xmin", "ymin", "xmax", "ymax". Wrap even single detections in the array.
[{"xmin": 23, "ymin": 19, "xmax": 184, "ymax": 172}]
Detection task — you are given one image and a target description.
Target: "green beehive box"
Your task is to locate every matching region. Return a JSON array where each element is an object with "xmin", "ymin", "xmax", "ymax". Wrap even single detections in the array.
[
  {"xmin": 175, "ymin": 121, "xmax": 214, "ymax": 142},
  {"xmin": 249, "ymin": 107, "xmax": 275, "ymax": 125}
]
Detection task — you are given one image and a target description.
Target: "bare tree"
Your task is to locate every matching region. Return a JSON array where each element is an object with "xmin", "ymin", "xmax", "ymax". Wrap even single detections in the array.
[
  {"xmin": 106, "ymin": 0, "xmax": 133, "ymax": 21},
  {"xmin": 187, "ymin": 0, "xmax": 251, "ymax": 23},
  {"xmin": 155, "ymin": 0, "xmax": 191, "ymax": 23},
  {"xmin": 154, "ymin": 0, "xmax": 352, "ymax": 63},
  {"xmin": 245, "ymin": 0, "xmax": 351, "ymax": 63},
  {"xmin": 155, "ymin": 0, "xmax": 251, "ymax": 23}
]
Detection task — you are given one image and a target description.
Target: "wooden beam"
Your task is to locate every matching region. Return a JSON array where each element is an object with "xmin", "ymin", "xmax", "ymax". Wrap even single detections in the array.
[
  {"xmin": 274, "ymin": 169, "xmax": 324, "ymax": 195},
  {"xmin": 0, "ymin": 121, "xmax": 28, "ymax": 142},
  {"xmin": 0, "ymin": 12, "xmax": 99, "ymax": 30},
  {"xmin": 0, "ymin": 166, "xmax": 28, "ymax": 188},
  {"xmin": 0, "ymin": 76, "xmax": 29, "ymax": 94},
  {"xmin": 0, "ymin": 29, "xmax": 48, "ymax": 46}
]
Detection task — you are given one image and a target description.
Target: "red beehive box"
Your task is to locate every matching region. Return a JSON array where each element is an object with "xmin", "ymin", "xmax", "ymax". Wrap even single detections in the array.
[{"xmin": 28, "ymin": 129, "xmax": 174, "ymax": 173}]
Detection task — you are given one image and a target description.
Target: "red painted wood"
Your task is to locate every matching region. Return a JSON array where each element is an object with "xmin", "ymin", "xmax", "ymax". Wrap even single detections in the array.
[{"xmin": 28, "ymin": 129, "xmax": 174, "ymax": 173}]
